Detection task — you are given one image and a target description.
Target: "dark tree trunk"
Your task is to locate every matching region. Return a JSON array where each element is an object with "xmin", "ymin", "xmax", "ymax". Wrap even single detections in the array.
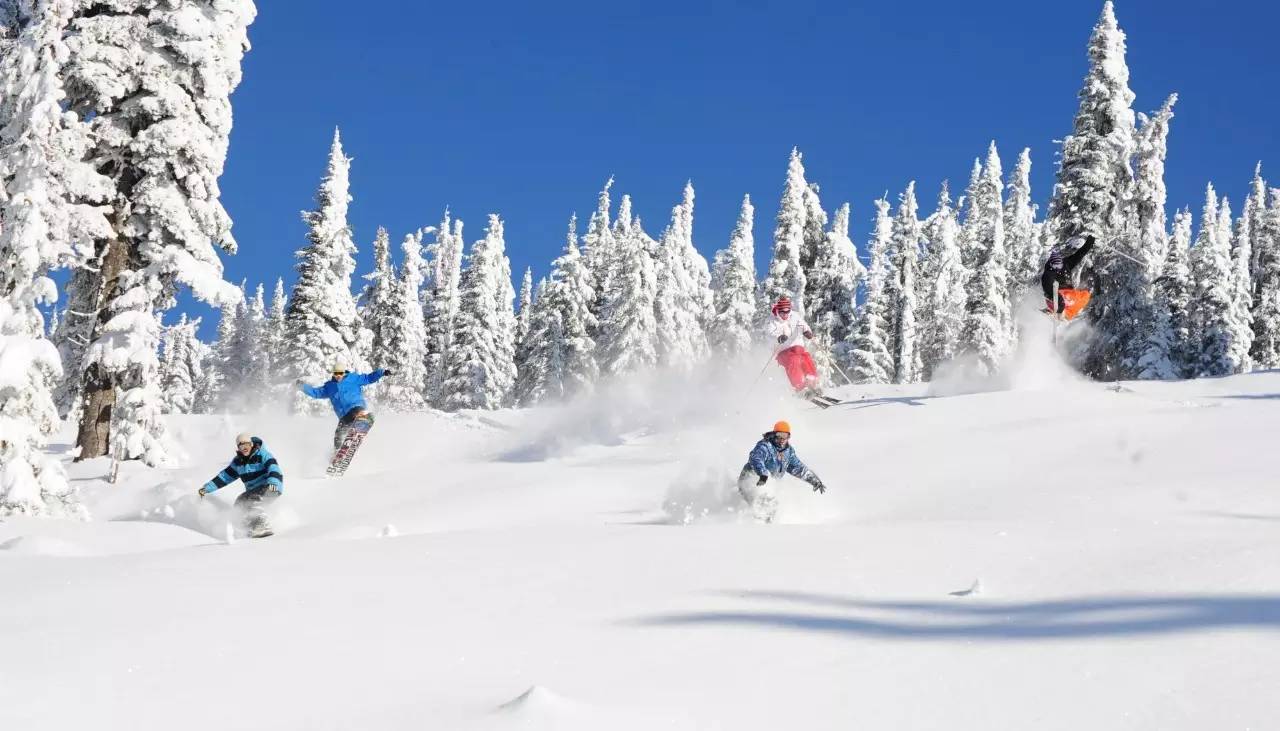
[{"xmin": 73, "ymin": 233, "xmax": 129, "ymax": 461}]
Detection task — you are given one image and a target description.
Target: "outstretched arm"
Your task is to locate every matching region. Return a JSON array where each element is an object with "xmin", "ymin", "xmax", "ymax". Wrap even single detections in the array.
[
  {"xmin": 748, "ymin": 443, "xmax": 771, "ymax": 477},
  {"xmin": 1063, "ymin": 235, "xmax": 1096, "ymax": 272},
  {"xmin": 297, "ymin": 381, "xmax": 325, "ymax": 399},
  {"xmin": 351, "ymin": 369, "xmax": 387, "ymax": 386},
  {"xmin": 199, "ymin": 462, "xmax": 239, "ymax": 496},
  {"xmin": 785, "ymin": 450, "xmax": 826, "ymax": 492}
]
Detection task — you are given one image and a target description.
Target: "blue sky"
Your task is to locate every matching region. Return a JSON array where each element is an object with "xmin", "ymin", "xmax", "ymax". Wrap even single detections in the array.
[{"xmin": 206, "ymin": 0, "xmax": 1278, "ymax": 333}]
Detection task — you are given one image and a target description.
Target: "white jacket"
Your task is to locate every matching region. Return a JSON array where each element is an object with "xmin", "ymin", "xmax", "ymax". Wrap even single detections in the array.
[{"xmin": 766, "ymin": 312, "xmax": 813, "ymax": 351}]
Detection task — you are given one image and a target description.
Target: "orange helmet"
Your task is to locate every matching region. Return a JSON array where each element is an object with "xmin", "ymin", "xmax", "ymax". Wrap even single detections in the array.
[{"xmin": 772, "ymin": 420, "xmax": 791, "ymax": 435}]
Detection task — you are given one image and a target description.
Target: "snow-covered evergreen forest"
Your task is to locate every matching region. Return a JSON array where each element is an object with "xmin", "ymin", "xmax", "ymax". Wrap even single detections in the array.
[{"xmin": 2, "ymin": 1, "xmax": 1279, "ymax": 517}]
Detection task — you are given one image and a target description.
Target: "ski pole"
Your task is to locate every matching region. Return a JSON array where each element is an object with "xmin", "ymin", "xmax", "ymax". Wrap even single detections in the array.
[
  {"xmin": 1097, "ymin": 238, "xmax": 1146, "ymax": 267},
  {"xmin": 744, "ymin": 349, "xmax": 776, "ymax": 400},
  {"xmin": 828, "ymin": 355, "xmax": 856, "ymax": 386}
]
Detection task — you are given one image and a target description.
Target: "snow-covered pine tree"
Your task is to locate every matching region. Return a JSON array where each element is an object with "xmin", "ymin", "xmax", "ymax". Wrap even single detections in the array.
[
  {"xmin": 516, "ymin": 214, "xmax": 600, "ymax": 404},
  {"xmin": 844, "ymin": 197, "xmax": 894, "ymax": 383},
  {"xmin": 709, "ymin": 195, "xmax": 758, "ymax": 359},
  {"xmin": 887, "ymin": 182, "xmax": 924, "ymax": 383},
  {"xmin": 423, "ymin": 211, "xmax": 464, "ymax": 406},
  {"xmin": 159, "ymin": 314, "xmax": 202, "ymax": 415},
  {"xmin": 282, "ymin": 129, "xmax": 364, "ymax": 412},
  {"xmin": 1146, "ymin": 209, "xmax": 1195, "ymax": 378},
  {"xmin": 62, "ymin": 0, "xmax": 254, "ymax": 463},
  {"xmin": 920, "ymin": 182, "xmax": 968, "ymax": 378},
  {"xmin": 378, "ymin": 230, "xmax": 429, "ymax": 411},
  {"xmin": 599, "ymin": 216, "xmax": 660, "ymax": 377},
  {"xmin": 762, "ymin": 148, "xmax": 808, "ymax": 317},
  {"xmin": 360, "ymin": 226, "xmax": 398, "ymax": 404},
  {"xmin": 654, "ymin": 182, "xmax": 711, "ymax": 369},
  {"xmin": 441, "ymin": 215, "xmax": 517, "ymax": 411},
  {"xmin": 0, "ymin": 0, "xmax": 113, "ymax": 515},
  {"xmin": 516, "ymin": 266, "xmax": 533, "ymax": 349},
  {"xmin": 1244, "ymin": 166, "xmax": 1280, "ymax": 366},
  {"xmin": 959, "ymin": 158, "xmax": 983, "ymax": 271},
  {"xmin": 801, "ymin": 180, "xmax": 828, "ymax": 279},
  {"xmin": 1094, "ymin": 95, "xmax": 1177, "ymax": 379},
  {"xmin": 959, "ymin": 143, "xmax": 1010, "ymax": 376},
  {"xmin": 1003, "ymin": 149, "xmax": 1039, "ymax": 316},
  {"xmin": 1251, "ymin": 187, "xmax": 1280, "ymax": 369},
  {"xmin": 1245, "ymin": 164, "xmax": 1269, "ymax": 295},
  {"xmin": 263, "ymin": 277, "xmax": 286, "ymax": 395},
  {"xmin": 805, "ymin": 202, "xmax": 864, "ymax": 382},
  {"xmin": 233, "ymin": 284, "xmax": 268, "ymax": 409},
  {"xmin": 195, "ymin": 298, "xmax": 238, "ymax": 411},
  {"xmin": 1227, "ymin": 198, "xmax": 1255, "ymax": 370},
  {"xmin": 582, "ymin": 177, "xmax": 616, "ymax": 319},
  {"xmin": 1191, "ymin": 187, "xmax": 1251, "ymax": 376}
]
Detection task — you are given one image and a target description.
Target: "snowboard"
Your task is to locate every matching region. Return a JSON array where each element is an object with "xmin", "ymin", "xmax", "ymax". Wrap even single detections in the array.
[
  {"xmin": 327, "ymin": 412, "xmax": 375, "ymax": 477},
  {"xmin": 245, "ymin": 512, "xmax": 273, "ymax": 538}
]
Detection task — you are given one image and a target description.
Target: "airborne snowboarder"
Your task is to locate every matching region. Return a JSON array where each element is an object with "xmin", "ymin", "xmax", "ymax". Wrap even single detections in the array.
[
  {"xmin": 1041, "ymin": 234, "xmax": 1095, "ymax": 320},
  {"xmin": 198, "ymin": 433, "xmax": 284, "ymax": 538},
  {"xmin": 737, "ymin": 420, "xmax": 827, "ymax": 523},
  {"xmin": 766, "ymin": 297, "xmax": 827, "ymax": 401},
  {"xmin": 296, "ymin": 361, "xmax": 390, "ymax": 450}
]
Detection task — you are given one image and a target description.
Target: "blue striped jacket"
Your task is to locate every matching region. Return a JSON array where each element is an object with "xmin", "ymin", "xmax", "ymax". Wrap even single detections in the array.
[{"xmin": 202, "ymin": 438, "xmax": 284, "ymax": 494}]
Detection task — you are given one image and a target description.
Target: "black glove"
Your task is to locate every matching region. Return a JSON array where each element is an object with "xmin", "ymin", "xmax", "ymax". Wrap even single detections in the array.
[
  {"xmin": 294, "ymin": 379, "xmax": 303, "ymax": 386},
  {"xmin": 776, "ymin": 335, "xmax": 786, "ymax": 344},
  {"xmin": 810, "ymin": 478, "xmax": 826, "ymax": 494},
  {"xmin": 803, "ymin": 330, "xmax": 814, "ymax": 340},
  {"xmin": 382, "ymin": 368, "xmax": 394, "ymax": 376},
  {"xmin": 756, "ymin": 474, "xmax": 768, "ymax": 486}
]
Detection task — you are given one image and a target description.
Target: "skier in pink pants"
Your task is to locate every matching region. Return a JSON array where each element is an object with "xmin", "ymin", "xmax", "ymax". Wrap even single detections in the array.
[{"xmin": 766, "ymin": 297, "xmax": 819, "ymax": 393}]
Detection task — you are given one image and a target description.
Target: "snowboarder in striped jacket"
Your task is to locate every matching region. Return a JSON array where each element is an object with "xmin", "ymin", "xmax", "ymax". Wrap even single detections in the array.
[
  {"xmin": 198, "ymin": 433, "xmax": 284, "ymax": 537},
  {"xmin": 737, "ymin": 420, "xmax": 826, "ymax": 523}
]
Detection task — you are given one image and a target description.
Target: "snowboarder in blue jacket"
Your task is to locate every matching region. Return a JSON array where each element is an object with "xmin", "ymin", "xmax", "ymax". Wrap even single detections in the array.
[
  {"xmin": 737, "ymin": 420, "xmax": 826, "ymax": 523},
  {"xmin": 198, "ymin": 433, "xmax": 284, "ymax": 537},
  {"xmin": 296, "ymin": 360, "xmax": 392, "ymax": 449}
]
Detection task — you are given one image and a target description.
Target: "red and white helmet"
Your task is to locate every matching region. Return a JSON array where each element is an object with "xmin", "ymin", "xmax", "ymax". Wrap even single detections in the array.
[{"xmin": 771, "ymin": 297, "xmax": 792, "ymax": 317}]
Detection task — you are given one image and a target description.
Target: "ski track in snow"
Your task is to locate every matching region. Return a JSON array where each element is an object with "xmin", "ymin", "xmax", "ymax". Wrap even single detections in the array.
[{"xmin": 3, "ymin": 358, "xmax": 1280, "ymax": 730}]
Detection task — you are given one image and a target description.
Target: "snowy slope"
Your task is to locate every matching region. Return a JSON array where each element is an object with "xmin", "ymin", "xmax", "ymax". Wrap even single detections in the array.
[{"xmin": 3, "ymin": 337, "xmax": 1280, "ymax": 730}]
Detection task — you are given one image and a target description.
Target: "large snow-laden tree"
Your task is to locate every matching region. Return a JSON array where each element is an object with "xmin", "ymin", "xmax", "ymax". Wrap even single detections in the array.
[
  {"xmin": 844, "ymin": 197, "xmax": 894, "ymax": 384},
  {"xmin": 1190, "ymin": 187, "xmax": 1250, "ymax": 377},
  {"xmin": 62, "ymin": 0, "xmax": 255, "ymax": 463},
  {"xmin": 1245, "ymin": 164, "xmax": 1269, "ymax": 296},
  {"xmin": 0, "ymin": 0, "xmax": 111, "ymax": 515},
  {"xmin": 1227, "ymin": 198, "xmax": 1255, "ymax": 370},
  {"xmin": 1092, "ymin": 94, "xmax": 1177, "ymax": 379},
  {"xmin": 1003, "ymin": 149, "xmax": 1039, "ymax": 317},
  {"xmin": 441, "ymin": 215, "xmax": 517, "ymax": 411},
  {"xmin": 1044, "ymin": 1, "xmax": 1136, "ymax": 248},
  {"xmin": 806, "ymin": 202, "xmax": 864, "ymax": 382},
  {"xmin": 887, "ymin": 182, "xmax": 924, "ymax": 384},
  {"xmin": 762, "ymin": 148, "xmax": 808, "ymax": 318},
  {"xmin": 282, "ymin": 130, "xmax": 364, "ymax": 412},
  {"xmin": 920, "ymin": 182, "xmax": 967, "ymax": 378},
  {"xmin": 959, "ymin": 143, "xmax": 1011, "ymax": 376},
  {"xmin": 709, "ymin": 194, "xmax": 758, "ymax": 360},
  {"xmin": 516, "ymin": 215, "xmax": 600, "ymax": 405},
  {"xmin": 599, "ymin": 217, "xmax": 660, "ymax": 377},
  {"xmin": 654, "ymin": 182, "xmax": 711, "ymax": 369},
  {"xmin": 1251, "ymin": 187, "xmax": 1280, "ymax": 369},
  {"xmin": 377, "ymin": 230, "xmax": 429, "ymax": 411},
  {"xmin": 227, "ymin": 283, "xmax": 267, "ymax": 410},
  {"xmin": 423, "ymin": 210, "xmax": 464, "ymax": 406}
]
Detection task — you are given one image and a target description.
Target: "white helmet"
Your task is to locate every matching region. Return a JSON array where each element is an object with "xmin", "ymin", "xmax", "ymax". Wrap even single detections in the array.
[
  {"xmin": 332, "ymin": 358, "xmax": 349, "ymax": 373},
  {"xmin": 235, "ymin": 432, "xmax": 253, "ymax": 447}
]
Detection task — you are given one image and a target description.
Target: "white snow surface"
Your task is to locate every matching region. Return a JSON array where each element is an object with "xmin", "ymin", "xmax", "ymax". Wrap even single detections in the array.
[{"xmin": 3, "ymin": 351, "xmax": 1280, "ymax": 730}]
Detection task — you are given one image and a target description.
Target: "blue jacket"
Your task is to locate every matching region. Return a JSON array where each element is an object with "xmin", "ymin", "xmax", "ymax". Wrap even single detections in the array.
[
  {"xmin": 203, "ymin": 438, "xmax": 284, "ymax": 494},
  {"xmin": 300, "ymin": 369, "xmax": 386, "ymax": 418},
  {"xmin": 745, "ymin": 435, "xmax": 817, "ymax": 484}
]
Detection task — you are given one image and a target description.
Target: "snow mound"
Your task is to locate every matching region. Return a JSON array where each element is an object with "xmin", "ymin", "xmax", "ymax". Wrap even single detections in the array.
[{"xmin": 0, "ymin": 535, "xmax": 95, "ymax": 557}]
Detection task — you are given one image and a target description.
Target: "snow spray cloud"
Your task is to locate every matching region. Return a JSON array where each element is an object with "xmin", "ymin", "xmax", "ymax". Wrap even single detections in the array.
[{"xmin": 928, "ymin": 296, "xmax": 1089, "ymax": 397}]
